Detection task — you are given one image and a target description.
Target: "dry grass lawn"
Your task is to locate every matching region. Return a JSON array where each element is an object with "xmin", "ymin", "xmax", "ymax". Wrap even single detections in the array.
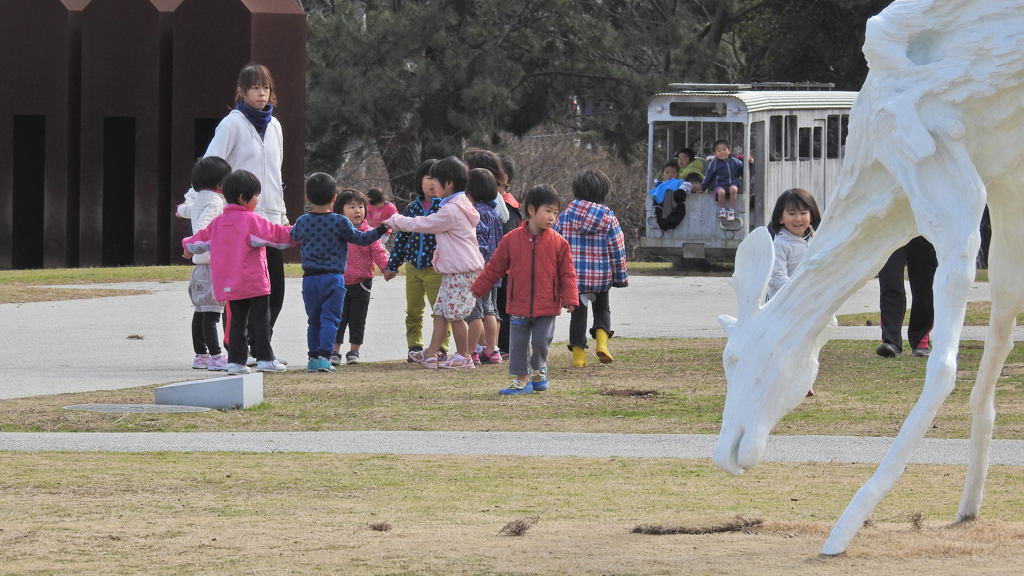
[
  {"xmin": 3, "ymin": 453, "xmax": 1024, "ymax": 575},
  {"xmin": 0, "ymin": 286, "xmax": 149, "ymax": 304},
  {"xmin": 5, "ymin": 338, "xmax": 1024, "ymax": 439}
]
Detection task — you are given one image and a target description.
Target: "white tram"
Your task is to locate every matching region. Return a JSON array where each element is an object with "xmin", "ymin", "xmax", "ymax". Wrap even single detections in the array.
[{"xmin": 642, "ymin": 84, "xmax": 857, "ymax": 264}]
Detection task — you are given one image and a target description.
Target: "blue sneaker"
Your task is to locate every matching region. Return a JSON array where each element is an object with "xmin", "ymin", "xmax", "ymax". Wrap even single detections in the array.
[
  {"xmin": 499, "ymin": 378, "xmax": 533, "ymax": 395},
  {"xmin": 307, "ymin": 356, "xmax": 335, "ymax": 373},
  {"xmin": 531, "ymin": 365, "xmax": 548, "ymax": 391}
]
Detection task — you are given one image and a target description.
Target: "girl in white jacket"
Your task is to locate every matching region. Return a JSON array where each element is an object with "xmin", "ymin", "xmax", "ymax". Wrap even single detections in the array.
[
  {"xmin": 768, "ymin": 187, "xmax": 821, "ymax": 300},
  {"xmin": 175, "ymin": 157, "xmax": 231, "ymax": 371},
  {"xmin": 203, "ymin": 63, "xmax": 288, "ymax": 363},
  {"xmin": 768, "ymin": 187, "xmax": 822, "ymax": 396}
]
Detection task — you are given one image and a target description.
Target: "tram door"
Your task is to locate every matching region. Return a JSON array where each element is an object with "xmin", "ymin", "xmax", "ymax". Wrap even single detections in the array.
[{"xmin": 750, "ymin": 121, "xmax": 766, "ymax": 228}]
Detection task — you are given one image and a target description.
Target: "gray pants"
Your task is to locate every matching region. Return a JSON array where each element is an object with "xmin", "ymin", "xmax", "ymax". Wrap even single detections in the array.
[{"xmin": 508, "ymin": 315, "xmax": 557, "ymax": 376}]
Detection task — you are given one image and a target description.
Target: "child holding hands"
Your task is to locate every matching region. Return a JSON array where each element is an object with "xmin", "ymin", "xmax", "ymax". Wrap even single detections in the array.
[
  {"xmin": 331, "ymin": 189, "xmax": 391, "ymax": 366},
  {"xmin": 289, "ymin": 174, "xmax": 388, "ymax": 373},
  {"xmin": 387, "ymin": 156, "xmax": 484, "ymax": 369},
  {"xmin": 464, "ymin": 168, "xmax": 504, "ymax": 365},
  {"xmin": 176, "ymin": 156, "xmax": 231, "ymax": 371},
  {"xmin": 182, "ymin": 170, "xmax": 295, "ymax": 375},
  {"xmin": 472, "ymin": 185, "xmax": 578, "ymax": 395}
]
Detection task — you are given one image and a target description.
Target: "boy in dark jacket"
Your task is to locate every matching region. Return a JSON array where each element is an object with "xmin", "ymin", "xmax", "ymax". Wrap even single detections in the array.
[{"xmin": 472, "ymin": 185, "xmax": 578, "ymax": 395}]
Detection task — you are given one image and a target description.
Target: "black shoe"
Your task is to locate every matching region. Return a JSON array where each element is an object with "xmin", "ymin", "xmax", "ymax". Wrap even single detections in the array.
[
  {"xmin": 437, "ymin": 349, "xmax": 448, "ymax": 362},
  {"xmin": 912, "ymin": 347, "xmax": 930, "ymax": 357},
  {"xmin": 407, "ymin": 346, "xmax": 423, "ymax": 363},
  {"xmin": 876, "ymin": 343, "xmax": 900, "ymax": 358}
]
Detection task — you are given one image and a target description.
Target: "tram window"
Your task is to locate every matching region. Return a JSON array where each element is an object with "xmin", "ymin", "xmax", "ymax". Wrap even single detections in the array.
[
  {"xmin": 669, "ymin": 102, "xmax": 727, "ymax": 117},
  {"xmin": 813, "ymin": 127, "xmax": 823, "ymax": 159},
  {"xmin": 827, "ymin": 115, "xmax": 841, "ymax": 158},
  {"xmin": 840, "ymin": 114, "xmax": 850, "ymax": 157},
  {"xmin": 785, "ymin": 115, "xmax": 797, "ymax": 161},
  {"xmin": 799, "ymin": 127, "xmax": 812, "ymax": 160},
  {"xmin": 770, "ymin": 115, "xmax": 783, "ymax": 161}
]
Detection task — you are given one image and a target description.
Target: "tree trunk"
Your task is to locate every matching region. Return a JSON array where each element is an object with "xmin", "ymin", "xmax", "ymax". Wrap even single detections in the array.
[
  {"xmin": 375, "ymin": 113, "xmax": 422, "ymax": 205},
  {"xmin": 688, "ymin": 0, "xmax": 735, "ymax": 80}
]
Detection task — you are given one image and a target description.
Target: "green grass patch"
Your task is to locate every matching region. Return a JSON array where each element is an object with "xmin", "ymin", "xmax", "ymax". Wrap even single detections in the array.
[
  {"xmin": 838, "ymin": 301, "xmax": 1024, "ymax": 327},
  {"xmin": 5, "ymin": 338, "xmax": 1024, "ymax": 439}
]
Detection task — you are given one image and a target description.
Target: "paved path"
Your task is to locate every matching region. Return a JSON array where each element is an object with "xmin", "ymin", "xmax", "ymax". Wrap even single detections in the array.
[
  {"xmin": 0, "ymin": 275, "xmax": 1011, "ymax": 399},
  {"xmin": 1, "ymin": 431, "xmax": 1021, "ymax": 466}
]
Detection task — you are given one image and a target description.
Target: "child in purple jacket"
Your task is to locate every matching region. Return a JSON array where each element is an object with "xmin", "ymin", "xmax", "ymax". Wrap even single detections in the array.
[{"xmin": 465, "ymin": 169, "xmax": 504, "ymax": 365}]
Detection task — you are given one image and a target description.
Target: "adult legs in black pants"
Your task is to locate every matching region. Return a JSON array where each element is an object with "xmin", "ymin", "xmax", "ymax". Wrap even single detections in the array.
[
  {"xmin": 877, "ymin": 236, "xmax": 937, "ymax": 357},
  {"xmin": 496, "ymin": 279, "xmax": 510, "ymax": 355},
  {"xmin": 247, "ymin": 247, "xmax": 285, "ymax": 359}
]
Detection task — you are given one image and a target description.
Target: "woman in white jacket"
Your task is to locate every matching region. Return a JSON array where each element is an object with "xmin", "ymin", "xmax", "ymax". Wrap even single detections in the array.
[{"xmin": 204, "ymin": 63, "xmax": 288, "ymax": 363}]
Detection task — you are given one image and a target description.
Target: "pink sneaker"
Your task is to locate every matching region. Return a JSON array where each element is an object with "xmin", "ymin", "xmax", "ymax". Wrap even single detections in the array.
[
  {"xmin": 206, "ymin": 354, "xmax": 228, "ymax": 371},
  {"xmin": 408, "ymin": 349, "xmax": 438, "ymax": 369},
  {"xmin": 438, "ymin": 353, "xmax": 475, "ymax": 370},
  {"xmin": 480, "ymin": 351, "xmax": 502, "ymax": 365},
  {"xmin": 471, "ymin": 353, "xmax": 481, "ymax": 366},
  {"xmin": 192, "ymin": 354, "xmax": 210, "ymax": 369}
]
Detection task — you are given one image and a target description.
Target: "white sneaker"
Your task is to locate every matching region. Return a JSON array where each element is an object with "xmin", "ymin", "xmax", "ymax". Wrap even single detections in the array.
[
  {"xmin": 207, "ymin": 354, "xmax": 228, "ymax": 371},
  {"xmin": 719, "ymin": 207, "xmax": 727, "ymax": 219},
  {"xmin": 256, "ymin": 359, "xmax": 287, "ymax": 372},
  {"xmin": 727, "ymin": 209, "xmax": 735, "ymax": 221},
  {"xmin": 246, "ymin": 355, "xmax": 257, "ymax": 367},
  {"xmin": 275, "ymin": 356, "xmax": 288, "ymax": 365},
  {"xmin": 227, "ymin": 363, "xmax": 251, "ymax": 375}
]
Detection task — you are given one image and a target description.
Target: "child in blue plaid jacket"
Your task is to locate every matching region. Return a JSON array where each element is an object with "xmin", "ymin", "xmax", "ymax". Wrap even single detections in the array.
[{"xmin": 553, "ymin": 169, "xmax": 628, "ymax": 367}]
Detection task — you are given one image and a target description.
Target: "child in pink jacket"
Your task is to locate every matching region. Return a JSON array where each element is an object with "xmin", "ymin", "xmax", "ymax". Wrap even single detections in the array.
[
  {"xmin": 387, "ymin": 156, "xmax": 484, "ymax": 370},
  {"xmin": 183, "ymin": 170, "xmax": 295, "ymax": 375}
]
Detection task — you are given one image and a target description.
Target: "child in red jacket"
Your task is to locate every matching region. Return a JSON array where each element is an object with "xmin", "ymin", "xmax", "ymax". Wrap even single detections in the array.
[{"xmin": 472, "ymin": 185, "xmax": 578, "ymax": 394}]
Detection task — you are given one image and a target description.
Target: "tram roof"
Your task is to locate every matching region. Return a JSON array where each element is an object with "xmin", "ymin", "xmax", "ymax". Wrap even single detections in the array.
[{"xmin": 651, "ymin": 90, "xmax": 858, "ymax": 113}]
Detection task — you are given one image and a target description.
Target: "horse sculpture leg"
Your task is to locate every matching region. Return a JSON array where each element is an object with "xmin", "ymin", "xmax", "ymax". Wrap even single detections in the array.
[
  {"xmin": 822, "ymin": 157, "xmax": 985, "ymax": 555},
  {"xmin": 957, "ymin": 180, "xmax": 1024, "ymax": 521}
]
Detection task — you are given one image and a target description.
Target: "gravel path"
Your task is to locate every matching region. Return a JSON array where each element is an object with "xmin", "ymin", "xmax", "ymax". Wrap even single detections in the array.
[{"xmin": 1, "ymin": 431, "xmax": 1020, "ymax": 465}]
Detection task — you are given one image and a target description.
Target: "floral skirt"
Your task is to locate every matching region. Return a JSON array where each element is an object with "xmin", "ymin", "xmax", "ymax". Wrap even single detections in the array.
[{"xmin": 433, "ymin": 271, "xmax": 480, "ymax": 321}]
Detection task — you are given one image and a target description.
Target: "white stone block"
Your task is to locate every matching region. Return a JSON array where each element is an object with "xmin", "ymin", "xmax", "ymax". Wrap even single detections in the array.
[{"xmin": 155, "ymin": 373, "xmax": 263, "ymax": 410}]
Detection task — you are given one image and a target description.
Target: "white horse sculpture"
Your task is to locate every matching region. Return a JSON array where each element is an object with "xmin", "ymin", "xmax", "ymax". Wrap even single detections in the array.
[{"xmin": 713, "ymin": 0, "xmax": 1024, "ymax": 556}]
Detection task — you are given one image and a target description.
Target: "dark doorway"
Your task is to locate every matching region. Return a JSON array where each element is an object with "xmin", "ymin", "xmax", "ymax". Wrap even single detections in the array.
[
  {"xmin": 12, "ymin": 115, "xmax": 46, "ymax": 269},
  {"xmin": 102, "ymin": 116, "xmax": 136, "ymax": 267},
  {"xmin": 194, "ymin": 118, "xmax": 219, "ymax": 162}
]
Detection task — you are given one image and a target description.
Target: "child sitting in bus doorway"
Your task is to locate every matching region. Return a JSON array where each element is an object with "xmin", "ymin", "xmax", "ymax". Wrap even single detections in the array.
[
  {"xmin": 654, "ymin": 161, "xmax": 679, "ymax": 185},
  {"xmin": 701, "ymin": 139, "xmax": 745, "ymax": 221}
]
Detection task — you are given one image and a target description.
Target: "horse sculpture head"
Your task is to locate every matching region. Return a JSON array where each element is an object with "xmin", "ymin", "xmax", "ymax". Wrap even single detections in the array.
[{"xmin": 713, "ymin": 227, "xmax": 836, "ymax": 476}]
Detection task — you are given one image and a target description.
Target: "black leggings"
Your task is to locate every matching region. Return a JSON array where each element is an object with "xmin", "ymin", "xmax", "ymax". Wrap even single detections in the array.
[
  {"xmin": 248, "ymin": 247, "xmax": 285, "ymax": 349},
  {"xmin": 229, "ymin": 296, "xmax": 274, "ymax": 366},
  {"xmin": 337, "ymin": 280, "xmax": 372, "ymax": 346},
  {"xmin": 568, "ymin": 290, "xmax": 612, "ymax": 349},
  {"xmin": 191, "ymin": 311, "xmax": 222, "ymax": 356}
]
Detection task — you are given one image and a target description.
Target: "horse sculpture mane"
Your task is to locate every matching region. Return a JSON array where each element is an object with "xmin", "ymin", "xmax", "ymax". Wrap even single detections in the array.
[{"xmin": 714, "ymin": 0, "xmax": 1024, "ymax": 555}]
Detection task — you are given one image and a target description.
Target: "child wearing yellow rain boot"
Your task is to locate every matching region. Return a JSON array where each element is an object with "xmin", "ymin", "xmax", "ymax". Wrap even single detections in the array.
[{"xmin": 554, "ymin": 169, "xmax": 629, "ymax": 367}]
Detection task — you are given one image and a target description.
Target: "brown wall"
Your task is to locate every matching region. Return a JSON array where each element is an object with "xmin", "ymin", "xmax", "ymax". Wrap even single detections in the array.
[
  {"xmin": 0, "ymin": 0, "xmax": 90, "ymax": 269},
  {"xmin": 171, "ymin": 0, "xmax": 306, "ymax": 264},
  {"xmin": 1, "ymin": 0, "xmax": 305, "ymax": 270}
]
